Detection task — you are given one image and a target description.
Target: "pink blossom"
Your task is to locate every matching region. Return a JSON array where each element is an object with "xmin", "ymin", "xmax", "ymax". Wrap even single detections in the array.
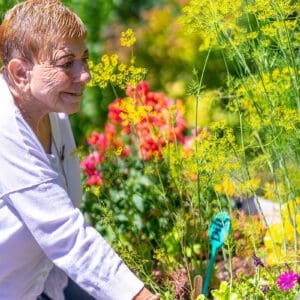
[
  {"xmin": 86, "ymin": 174, "xmax": 103, "ymax": 186},
  {"xmin": 104, "ymin": 123, "xmax": 116, "ymax": 141},
  {"xmin": 136, "ymin": 81, "xmax": 149, "ymax": 96},
  {"xmin": 169, "ymin": 268, "xmax": 188, "ymax": 298},
  {"xmin": 277, "ymin": 271, "xmax": 299, "ymax": 291},
  {"xmin": 121, "ymin": 145, "xmax": 131, "ymax": 157},
  {"xmin": 87, "ymin": 132, "xmax": 109, "ymax": 153},
  {"xmin": 82, "ymin": 81, "xmax": 191, "ymax": 186},
  {"xmin": 80, "ymin": 152, "xmax": 103, "ymax": 177}
]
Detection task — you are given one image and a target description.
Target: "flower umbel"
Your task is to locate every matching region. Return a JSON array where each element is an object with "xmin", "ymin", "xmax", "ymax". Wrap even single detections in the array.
[
  {"xmin": 120, "ymin": 28, "xmax": 136, "ymax": 47},
  {"xmin": 277, "ymin": 271, "xmax": 298, "ymax": 291}
]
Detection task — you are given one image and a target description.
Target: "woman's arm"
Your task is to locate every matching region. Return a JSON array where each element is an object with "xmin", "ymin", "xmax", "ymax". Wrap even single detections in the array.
[{"xmin": 5, "ymin": 180, "xmax": 144, "ymax": 300}]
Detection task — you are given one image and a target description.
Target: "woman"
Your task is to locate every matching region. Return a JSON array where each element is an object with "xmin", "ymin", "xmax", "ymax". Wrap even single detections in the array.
[{"xmin": 0, "ymin": 1, "xmax": 160, "ymax": 299}]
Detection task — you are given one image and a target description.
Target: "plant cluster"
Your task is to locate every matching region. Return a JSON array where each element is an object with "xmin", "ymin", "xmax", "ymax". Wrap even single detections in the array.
[{"xmin": 80, "ymin": 0, "xmax": 300, "ymax": 298}]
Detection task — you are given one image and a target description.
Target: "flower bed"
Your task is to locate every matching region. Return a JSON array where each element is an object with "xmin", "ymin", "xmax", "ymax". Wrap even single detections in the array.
[{"xmin": 80, "ymin": 0, "xmax": 300, "ymax": 298}]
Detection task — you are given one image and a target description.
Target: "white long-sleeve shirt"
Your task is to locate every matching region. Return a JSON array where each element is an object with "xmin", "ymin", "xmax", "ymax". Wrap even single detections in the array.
[{"xmin": 0, "ymin": 74, "xmax": 143, "ymax": 300}]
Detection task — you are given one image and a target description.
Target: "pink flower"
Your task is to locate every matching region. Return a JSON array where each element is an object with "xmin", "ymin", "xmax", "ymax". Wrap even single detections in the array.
[
  {"xmin": 86, "ymin": 174, "xmax": 103, "ymax": 186},
  {"xmin": 87, "ymin": 132, "xmax": 108, "ymax": 152},
  {"xmin": 121, "ymin": 145, "xmax": 131, "ymax": 157},
  {"xmin": 104, "ymin": 123, "xmax": 116, "ymax": 141},
  {"xmin": 277, "ymin": 271, "xmax": 299, "ymax": 291},
  {"xmin": 169, "ymin": 268, "xmax": 188, "ymax": 298},
  {"xmin": 136, "ymin": 81, "xmax": 149, "ymax": 96},
  {"xmin": 80, "ymin": 152, "xmax": 103, "ymax": 177},
  {"xmin": 126, "ymin": 81, "xmax": 149, "ymax": 98}
]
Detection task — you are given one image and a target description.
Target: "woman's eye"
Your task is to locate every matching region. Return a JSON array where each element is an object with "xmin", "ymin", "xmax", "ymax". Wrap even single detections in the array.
[{"xmin": 60, "ymin": 61, "xmax": 74, "ymax": 68}]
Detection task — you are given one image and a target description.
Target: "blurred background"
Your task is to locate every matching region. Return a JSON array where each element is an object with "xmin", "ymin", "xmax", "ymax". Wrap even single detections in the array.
[{"xmin": 0, "ymin": 0, "xmax": 228, "ymax": 145}]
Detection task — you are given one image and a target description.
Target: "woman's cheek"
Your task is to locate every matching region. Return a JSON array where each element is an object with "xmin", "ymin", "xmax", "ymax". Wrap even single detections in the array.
[{"xmin": 47, "ymin": 71, "xmax": 70, "ymax": 90}]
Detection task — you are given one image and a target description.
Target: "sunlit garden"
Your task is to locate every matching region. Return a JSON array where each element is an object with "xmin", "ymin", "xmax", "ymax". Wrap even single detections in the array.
[{"xmin": 2, "ymin": 0, "xmax": 300, "ymax": 298}]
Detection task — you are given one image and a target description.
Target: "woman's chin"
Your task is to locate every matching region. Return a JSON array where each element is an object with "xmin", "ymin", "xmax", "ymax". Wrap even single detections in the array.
[
  {"xmin": 58, "ymin": 95, "xmax": 82, "ymax": 114},
  {"xmin": 56, "ymin": 101, "xmax": 81, "ymax": 115}
]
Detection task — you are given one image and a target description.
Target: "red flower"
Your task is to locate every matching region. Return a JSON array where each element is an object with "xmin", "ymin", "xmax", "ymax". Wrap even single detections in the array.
[
  {"xmin": 87, "ymin": 131, "xmax": 103, "ymax": 146},
  {"xmin": 80, "ymin": 152, "xmax": 103, "ymax": 177},
  {"xmin": 104, "ymin": 123, "xmax": 116, "ymax": 141},
  {"xmin": 82, "ymin": 80, "xmax": 190, "ymax": 186},
  {"xmin": 108, "ymin": 98, "xmax": 123, "ymax": 124},
  {"xmin": 136, "ymin": 81, "xmax": 149, "ymax": 96},
  {"xmin": 121, "ymin": 145, "xmax": 131, "ymax": 157},
  {"xmin": 86, "ymin": 173, "xmax": 103, "ymax": 186}
]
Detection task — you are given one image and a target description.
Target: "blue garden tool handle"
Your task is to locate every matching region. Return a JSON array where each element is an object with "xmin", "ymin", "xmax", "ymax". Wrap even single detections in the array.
[
  {"xmin": 202, "ymin": 246, "xmax": 217, "ymax": 295},
  {"xmin": 202, "ymin": 212, "xmax": 231, "ymax": 296}
]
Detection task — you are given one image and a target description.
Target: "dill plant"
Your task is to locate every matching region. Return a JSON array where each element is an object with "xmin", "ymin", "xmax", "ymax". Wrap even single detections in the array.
[
  {"xmin": 81, "ymin": 0, "xmax": 300, "ymax": 297},
  {"xmin": 180, "ymin": 0, "xmax": 300, "ymax": 297}
]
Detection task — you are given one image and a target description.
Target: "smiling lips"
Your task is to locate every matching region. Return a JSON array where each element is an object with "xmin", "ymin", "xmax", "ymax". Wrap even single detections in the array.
[{"xmin": 64, "ymin": 91, "xmax": 83, "ymax": 97}]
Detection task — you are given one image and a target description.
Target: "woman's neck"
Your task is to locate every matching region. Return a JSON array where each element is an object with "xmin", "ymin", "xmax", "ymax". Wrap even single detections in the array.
[
  {"xmin": 11, "ymin": 88, "xmax": 52, "ymax": 153},
  {"xmin": 23, "ymin": 110, "xmax": 52, "ymax": 154}
]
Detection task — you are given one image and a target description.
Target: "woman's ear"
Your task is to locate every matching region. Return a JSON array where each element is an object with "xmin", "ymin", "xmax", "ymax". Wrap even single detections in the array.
[{"xmin": 7, "ymin": 58, "xmax": 31, "ymax": 89}]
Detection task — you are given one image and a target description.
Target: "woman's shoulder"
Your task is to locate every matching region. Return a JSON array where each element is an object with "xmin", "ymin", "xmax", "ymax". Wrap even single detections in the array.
[
  {"xmin": 0, "ymin": 74, "xmax": 16, "ymax": 125},
  {"xmin": 0, "ymin": 77, "xmax": 58, "ymax": 197}
]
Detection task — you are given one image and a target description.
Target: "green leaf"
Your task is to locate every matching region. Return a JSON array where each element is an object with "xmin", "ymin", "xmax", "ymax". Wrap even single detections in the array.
[{"xmin": 132, "ymin": 194, "xmax": 144, "ymax": 212}]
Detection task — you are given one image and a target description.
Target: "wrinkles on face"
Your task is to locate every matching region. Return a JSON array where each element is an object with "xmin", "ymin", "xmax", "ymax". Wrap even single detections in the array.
[
  {"xmin": 29, "ymin": 62, "xmax": 71, "ymax": 113},
  {"xmin": 51, "ymin": 49, "xmax": 74, "ymax": 64},
  {"xmin": 27, "ymin": 37, "xmax": 89, "ymax": 115},
  {"xmin": 38, "ymin": 63, "xmax": 70, "ymax": 92}
]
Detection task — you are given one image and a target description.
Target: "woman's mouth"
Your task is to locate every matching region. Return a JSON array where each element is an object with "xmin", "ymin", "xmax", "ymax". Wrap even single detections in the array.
[{"xmin": 64, "ymin": 92, "xmax": 83, "ymax": 97}]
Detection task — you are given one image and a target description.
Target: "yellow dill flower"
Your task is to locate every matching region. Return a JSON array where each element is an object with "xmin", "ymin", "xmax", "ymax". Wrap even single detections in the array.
[
  {"xmin": 261, "ymin": 24, "xmax": 277, "ymax": 37},
  {"xmin": 88, "ymin": 54, "xmax": 147, "ymax": 90},
  {"xmin": 236, "ymin": 178, "xmax": 261, "ymax": 196},
  {"xmin": 101, "ymin": 54, "xmax": 110, "ymax": 65},
  {"xmin": 180, "ymin": 0, "xmax": 243, "ymax": 50},
  {"xmin": 261, "ymin": 39, "xmax": 271, "ymax": 47},
  {"xmin": 118, "ymin": 64, "xmax": 127, "ymax": 72},
  {"xmin": 271, "ymin": 68, "xmax": 280, "ymax": 79},
  {"xmin": 92, "ymin": 186, "xmax": 101, "ymax": 197},
  {"xmin": 246, "ymin": 31, "xmax": 258, "ymax": 40},
  {"xmin": 263, "ymin": 182, "xmax": 285, "ymax": 201},
  {"xmin": 285, "ymin": 20, "xmax": 298, "ymax": 31},
  {"xmin": 272, "ymin": 107, "xmax": 300, "ymax": 131},
  {"xmin": 119, "ymin": 97, "xmax": 148, "ymax": 126},
  {"xmin": 214, "ymin": 178, "xmax": 235, "ymax": 197},
  {"xmin": 182, "ymin": 125, "xmax": 240, "ymax": 187},
  {"xmin": 110, "ymin": 54, "xmax": 119, "ymax": 67},
  {"xmin": 120, "ymin": 28, "xmax": 136, "ymax": 47},
  {"xmin": 114, "ymin": 146, "xmax": 123, "ymax": 156}
]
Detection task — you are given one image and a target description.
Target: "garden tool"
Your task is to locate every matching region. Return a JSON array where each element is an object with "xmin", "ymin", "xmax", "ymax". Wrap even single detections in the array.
[
  {"xmin": 202, "ymin": 212, "xmax": 231, "ymax": 296},
  {"xmin": 192, "ymin": 275, "xmax": 203, "ymax": 300}
]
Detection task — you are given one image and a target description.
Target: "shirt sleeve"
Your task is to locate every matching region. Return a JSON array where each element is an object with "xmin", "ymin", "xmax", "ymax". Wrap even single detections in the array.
[
  {"xmin": 5, "ymin": 179, "xmax": 144, "ymax": 300},
  {"xmin": 42, "ymin": 265, "xmax": 68, "ymax": 300}
]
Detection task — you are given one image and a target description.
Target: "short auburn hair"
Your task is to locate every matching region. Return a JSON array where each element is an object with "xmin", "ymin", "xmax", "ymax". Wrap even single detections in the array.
[{"xmin": 0, "ymin": 0, "xmax": 87, "ymax": 66}]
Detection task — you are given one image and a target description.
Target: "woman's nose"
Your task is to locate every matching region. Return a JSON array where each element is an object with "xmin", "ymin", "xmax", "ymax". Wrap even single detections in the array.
[{"xmin": 73, "ymin": 62, "xmax": 91, "ymax": 84}]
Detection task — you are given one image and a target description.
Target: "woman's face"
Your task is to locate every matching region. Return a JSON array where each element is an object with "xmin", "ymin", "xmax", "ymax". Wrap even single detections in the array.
[{"xmin": 28, "ymin": 37, "xmax": 91, "ymax": 115}]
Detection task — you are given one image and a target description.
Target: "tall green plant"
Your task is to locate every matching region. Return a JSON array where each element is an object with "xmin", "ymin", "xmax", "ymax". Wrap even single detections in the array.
[{"xmin": 180, "ymin": 0, "xmax": 300, "ymax": 296}]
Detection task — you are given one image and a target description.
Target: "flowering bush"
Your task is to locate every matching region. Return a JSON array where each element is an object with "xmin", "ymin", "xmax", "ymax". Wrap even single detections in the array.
[{"xmin": 81, "ymin": 80, "xmax": 187, "ymax": 184}]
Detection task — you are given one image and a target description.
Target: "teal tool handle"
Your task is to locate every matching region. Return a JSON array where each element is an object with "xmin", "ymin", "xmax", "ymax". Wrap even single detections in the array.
[{"xmin": 202, "ymin": 247, "xmax": 217, "ymax": 295}]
